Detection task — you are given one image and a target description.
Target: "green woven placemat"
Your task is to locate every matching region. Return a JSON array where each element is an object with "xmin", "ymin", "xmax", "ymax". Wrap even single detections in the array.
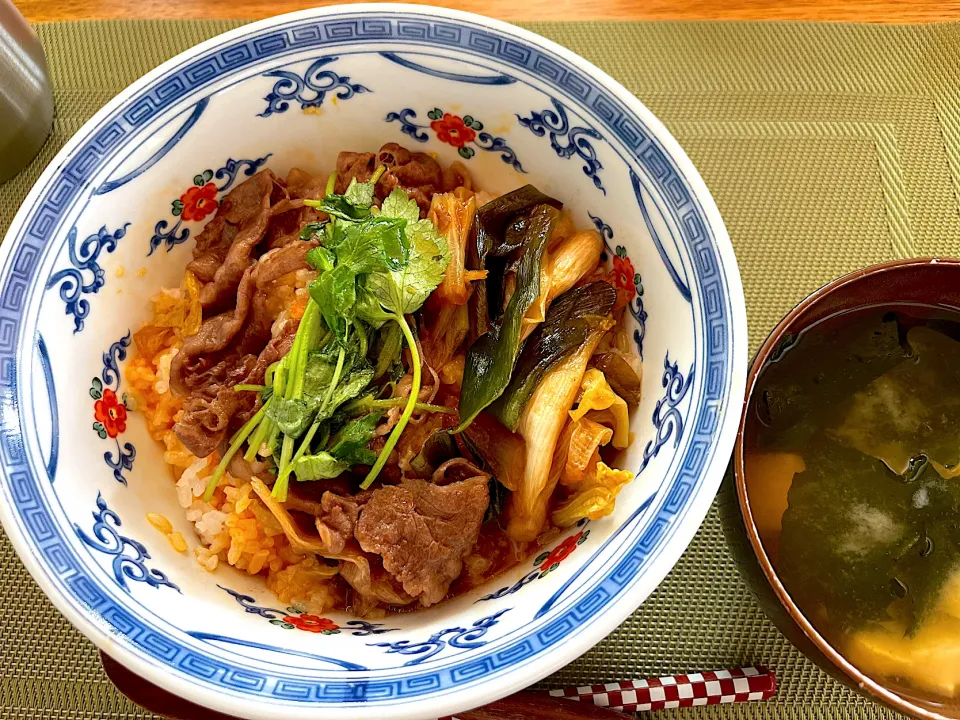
[{"xmin": 6, "ymin": 17, "xmax": 960, "ymax": 720}]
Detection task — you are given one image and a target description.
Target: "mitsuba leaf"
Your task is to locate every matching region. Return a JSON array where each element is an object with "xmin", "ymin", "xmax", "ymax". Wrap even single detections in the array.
[
  {"xmin": 307, "ymin": 194, "xmax": 372, "ymax": 222},
  {"xmin": 343, "ymin": 178, "xmax": 375, "ymax": 208},
  {"xmin": 366, "ymin": 232, "xmax": 449, "ymax": 316},
  {"xmin": 324, "ymin": 363, "xmax": 375, "ymax": 419},
  {"xmin": 355, "ymin": 286, "xmax": 394, "ymax": 329},
  {"xmin": 329, "ymin": 412, "xmax": 381, "ymax": 466},
  {"xmin": 302, "ymin": 346, "xmax": 374, "ymax": 419},
  {"xmin": 300, "ymin": 222, "xmax": 327, "ymax": 241},
  {"xmin": 323, "ymin": 220, "xmax": 345, "ymax": 249},
  {"xmin": 306, "ymin": 245, "xmax": 335, "ymax": 272},
  {"xmin": 372, "ymin": 322, "xmax": 404, "ymax": 378},
  {"xmin": 266, "ymin": 398, "xmax": 312, "ymax": 439},
  {"xmin": 380, "ymin": 188, "xmax": 420, "ymax": 224},
  {"xmin": 296, "ymin": 186, "xmax": 449, "ymax": 490},
  {"xmin": 308, "ymin": 212, "xmax": 413, "ymax": 344},
  {"xmin": 457, "ymin": 203, "xmax": 559, "ymax": 430},
  {"xmin": 367, "ymin": 188, "xmax": 449, "ymax": 318},
  {"xmin": 379, "ymin": 188, "xmax": 446, "ymax": 263},
  {"xmin": 294, "ymin": 451, "xmax": 348, "ymax": 481},
  {"xmin": 336, "ymin": 216, "xmax": 409, "ymax": 274},
  {"xmin": 309, "ymin": 265, "xmax": 357, "ymax": 340},
  {"xmin": 302, "ymin": 349, "xmax": 339, "ymax": 399}
]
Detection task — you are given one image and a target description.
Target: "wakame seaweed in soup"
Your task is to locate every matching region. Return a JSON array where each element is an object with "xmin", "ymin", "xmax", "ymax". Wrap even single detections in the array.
[{"xmin": 746, "ymin": 305, "xmax": 960, "ymax": 701}]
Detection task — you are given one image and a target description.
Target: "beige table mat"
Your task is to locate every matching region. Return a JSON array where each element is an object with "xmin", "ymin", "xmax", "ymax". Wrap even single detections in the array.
[{"xmin": 6, "ymin": 17, "xmax": 960, "ymax": 719}]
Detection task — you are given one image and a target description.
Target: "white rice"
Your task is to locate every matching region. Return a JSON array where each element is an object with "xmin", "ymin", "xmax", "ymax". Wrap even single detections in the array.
[
  {"xmin": 153, "ymin": 347, "xmax": 178, "ymax": 395},
  {"xmin": 175, "ymin": 453, "xmax": 211, "ymax": 508}
]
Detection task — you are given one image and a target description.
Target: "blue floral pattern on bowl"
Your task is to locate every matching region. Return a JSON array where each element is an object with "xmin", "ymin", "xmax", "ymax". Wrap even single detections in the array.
[
  {"xmin": 90, "ymin": 332, "xmax": 136, "ymax": 485},
  {"xmin": 75, "ymin": 492, "xmax": 180, "ymax": 593},
  {"xmin": 518, "ymin": 98, "xmax": 605, "ymax": 193},
  {"xmin": 46, "ymin": 224, "xmax": 130, "ymax": 333},
  {"xmin": 218, "ymin": 585, "xmax": 399, "ymax": 636},
  {"xmin": 258, "ymin": 56, "xmax": 369, "ymax": 118},
  {"xmin": 638, "ymin": 354, "xmax": 695, "ymax": 474},
  {"xmin": 386, "ymin": 107, "xmax": 525, "ymax": 170},
  {"xmin": 370, "ymin": 608, "xmax": 511, "ymax": 666},
  {"xmin": 0, "ymin": 9, "xmax": 744, "ymax": 718}
]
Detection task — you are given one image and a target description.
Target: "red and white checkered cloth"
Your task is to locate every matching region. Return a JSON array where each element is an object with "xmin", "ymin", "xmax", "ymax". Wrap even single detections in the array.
[
  {"xmin": 441, "ymin": 667, "xmax": 776, "ymax": 718},
  {"xmin": 547, "ymin": 666, "xmax": 777, "ymax": 712}
]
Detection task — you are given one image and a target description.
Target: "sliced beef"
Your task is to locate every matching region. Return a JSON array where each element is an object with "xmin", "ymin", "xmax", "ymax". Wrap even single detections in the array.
[
  {"xmin": 376, "ymin": 143, "xmax": 443, "ymax": 216},
  {"xmin": 231, "ymin": 318, "xmax": 299, "ymax": 429},
  {"xmin": 267, "ymin": 168, "xmax": 327, "ymax": 249},
  {"xmin": 245, "ymin": 319, "xmax": 298, "ymax": 387},
  {"xmin": 199, "ymin": 193, "xmax": 301, "ymax": 313},
  {"xmin": 232, "ymin": 290, "xmax": 274, "ymax": 358},
  {"xmin": 335, "ymin": 151, "xmax": 376, "ymax": 190},
  {"xmin": 188, "ymin": 170, "xmax": 279, "ymax": 284},
  {"xmin": 441, "ymin": 163, "xmax": 470, "ymax": 193},
  {"xmin": 170, "ymin": 266, "xmax": 258, "ymax": 398},
  {"xmin": 187, "ymin": 218, "xmax": 232, "ymax": 283},
  {"xmin": 286, "ymin": 488, "xmax": 376, "ymax": 555},
  {"xmin": 355, "ymin": 476, "xmax": 489, "ymax": 606},
  {"xmin": 337, "ymin": 546, "xmax": 414, "ymax": 614},
  {"xmin": 167, "ymin": 149, "xmax": 446, "ymax": 462},
  {"xmin": 265, "ymin": 197, "xmax": 313, "ymax": 250},
  {"xmin": 198, "ymin": 206, "xmax": 270, "ymax": 312},
  {"xmin": 334, "ymin": 143, "xmax": 444, "ymax": 218},
  {"xmin": 286, "ymin": 476, "xmax": 356, "ymax": 505},
  {"xmin": 171, "ymin": 242, "xmax": 313, "ymax": 457},
  {"xmin": 173, "ymin": 316, "xmax": 299, "ymax": 458},
  {"xmin": 174, "ymin": 352, "xmax": 258, "ymax": 458},
  {"xmin": 313, "ymin": 493, "xmax": 363, "ymax": 554},
  {"xmin": 255, "ymin": 240, "xmax": 317, "ymax": 285},
  {"xmin": 286, "ymin": 167, "xmax": 328, "ymax": 200},
  {"xmin": 430, "ymin": 458, "xmax": 489, "ymax": 486}
]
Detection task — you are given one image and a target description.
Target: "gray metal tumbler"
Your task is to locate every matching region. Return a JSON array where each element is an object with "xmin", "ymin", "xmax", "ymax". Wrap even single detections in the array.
[{"xmin": 0, "ymin": 0, "xmax": 53, "ymax": 183}]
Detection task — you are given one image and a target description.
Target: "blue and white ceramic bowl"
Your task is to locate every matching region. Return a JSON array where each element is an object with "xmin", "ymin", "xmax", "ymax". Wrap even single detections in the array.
[{"xmin": 0, "ymin": 6, "xmax": 746, "ymax": 719}]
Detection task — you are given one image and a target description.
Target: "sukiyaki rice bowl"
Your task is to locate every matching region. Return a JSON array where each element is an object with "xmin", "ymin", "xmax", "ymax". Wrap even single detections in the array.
[{"xmin": 0, "ymin": 5, "xmax": 746, "ymax": 720}]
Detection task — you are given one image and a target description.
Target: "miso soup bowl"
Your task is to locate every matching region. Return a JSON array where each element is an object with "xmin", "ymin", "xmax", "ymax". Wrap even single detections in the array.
[
  {"xmin": 0, "ymin": 5, "xmax": 747, "ymax": 719},
  {"xmin": 723, "ymin": 257, "xmax": 960, "ymax": 720}
]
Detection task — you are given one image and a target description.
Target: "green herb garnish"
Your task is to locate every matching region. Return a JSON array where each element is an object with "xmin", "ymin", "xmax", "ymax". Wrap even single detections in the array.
[
  {"xmin": 329, "ymin": 412, "xmax": 382, "ymax": 466},
  {"xmin": 356, "ymin": 189, "xmax": 449, "ymax": 489},
  {"xmin": 224, "ymin": 168, "xmax": 447, "ymax": 500}
]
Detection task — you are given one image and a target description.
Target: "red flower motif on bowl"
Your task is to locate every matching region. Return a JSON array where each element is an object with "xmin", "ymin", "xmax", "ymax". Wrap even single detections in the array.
[
  {"xmin": 179, "ymin": 182, "xmax": 219, "ymax": 222},
  {"xmin": 612, "ymin": 253, "xmax": 636, "ymax": 297},
  {"xmin": 282, "ymin": 614, "xmax": 340, "ymax": 634},
  {"xmin": 94, "ymin": 389, "xmax": 128, "ymax": 438},
  {"xmin": 430, "ymin": 113, "xmax": 476, "ymax": 149},
  {"xmin": 539, "ymin": 531, "xmax": 585, "ymax": 571}
]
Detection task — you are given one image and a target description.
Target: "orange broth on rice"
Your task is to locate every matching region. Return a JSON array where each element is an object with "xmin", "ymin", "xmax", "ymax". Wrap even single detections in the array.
[{"xmin": 126, "ymin": 146, "xmax": 642, "ymax": 617}]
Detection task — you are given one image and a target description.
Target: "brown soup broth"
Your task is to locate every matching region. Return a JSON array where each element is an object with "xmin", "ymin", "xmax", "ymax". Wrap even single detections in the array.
[{"xmin": 745, "ymin": 303, "xmax": 960, "ymax": 703}]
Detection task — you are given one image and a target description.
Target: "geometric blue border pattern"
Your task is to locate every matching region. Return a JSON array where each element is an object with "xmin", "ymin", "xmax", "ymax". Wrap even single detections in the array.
[{"xmin": 0, "ymin": 11, "xmax": 734, "ymax": 707}]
